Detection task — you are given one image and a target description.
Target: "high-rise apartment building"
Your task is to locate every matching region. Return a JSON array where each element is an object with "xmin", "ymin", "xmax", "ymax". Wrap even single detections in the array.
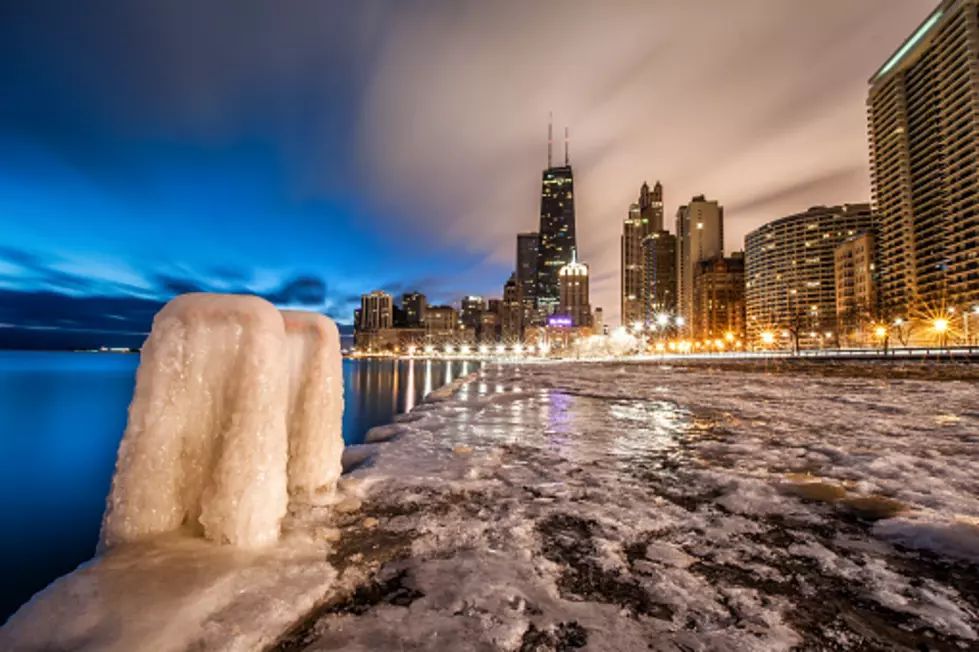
[
  {"xmin": 460, "ymin": 296, "xmax": 486, "ymax": 329},
  {"xmin": 501, "ymin": 274, "xmax": 523, "ymax": 341},
  {"xmin": 693, "ymin": 254, "xmax": 746, "ymax": 342},
  {"xmin": 621, "ymin": 181, "xmax": 664, "ymax": 326},
  {"xmin": 359, "ymin": 290, "xmax": 393, "ymax": 331},
  {"xmin": 835, "ymin": 232, "xmax": 878, "ymax": 342},
  {"xmin": 593, "ymin": 307, "xmax": 604, "ymax": 335},
  {"xmin": 558, "ymin": 255, "xmax": 591, "ymax": 327},
  {"xmin": 641, "ymin": 231, "xmax": 677, "ymax": 322},
  {"xmin": 517, "ymin": 232, "xmax": 539, "ymax": 323},
  {"xmin": 868, "ymin": 0, "xmax": 979, "ymax": 316},
  {"xmin": 745, "ymin": 204, "xmax": 873, "ymax": 348},
  {"xmin": 535, "ymin": 122, "xmax": 576, "ymax": 320},
  {"xmin": 676, "ymin": 196, "xmax": 724, "ymax": 324},
  {"xmin": 425, "ymin": 306, "xmax": 458, "ymax": 338},
  {"xmin": 402, "ymin": 292, "xmax": 427, "ymax": 327}
]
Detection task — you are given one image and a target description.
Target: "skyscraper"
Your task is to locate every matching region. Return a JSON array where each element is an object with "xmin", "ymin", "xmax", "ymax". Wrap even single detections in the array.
[
  {"xmin": 835, "ymin": 232, "xmax": 878, "ymax": 343},
  {"xmin": 641, "ymin": 231, "xmax": 677, "ymax": 321},
  {"xmin": 558, "ymin": 254, "xmax": 591, "ymax": 328},
  {"xmin": 620, "ymin": 182, "xmax": 663, "ymax": 327},
  {"xmin": 460, "ymin": 296, "xmax": 486, "ymax": 329},
  {"xmin": 744, "ymin": 204, "xmax": 873, "ymax": 348},
  {"xmin": 693, "ymin": 254, "xmax": 746, "ymax": 343},
  {"xmin": 535, "ymin": 121, "xmax": 576, "ymax": 320},
  {"xmin": 517, "ymin": 232, "xmax": 539, "ymax": 324},
  {"xmin": 501, "ymin": 273, "xmax": 523, "ymax": 341},
  {"xmin": 402, "ymin": 292, "xmax": 427, "ymax": 327},
  {"xmin": 676, "ymin": 196, "xmax": 724, "ymax": 324},
  {"xmin": 868, "ymin": 0, "xmax": 979, "ymax": 316},
  {"xmin": 359, "ymin": 291, "xmax": 393, "ymax": 331}
]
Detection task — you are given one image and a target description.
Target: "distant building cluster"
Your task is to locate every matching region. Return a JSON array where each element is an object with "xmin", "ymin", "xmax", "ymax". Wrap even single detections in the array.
[
  {"xmin": 358, "ymin": 0, "xmax": 979, "ymax": 354},
  {"xmin": 622, "ymin": 0, "xmax": 979, "ymax": 350},
  {"xmin": 354, "ymin": 119, "xmax": 603, "ymax": 355}
]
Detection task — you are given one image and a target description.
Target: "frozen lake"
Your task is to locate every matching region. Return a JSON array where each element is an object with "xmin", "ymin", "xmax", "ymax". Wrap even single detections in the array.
[{"xmin": 0, "ymin": 352, "xmax": 475, "ymax": 622}]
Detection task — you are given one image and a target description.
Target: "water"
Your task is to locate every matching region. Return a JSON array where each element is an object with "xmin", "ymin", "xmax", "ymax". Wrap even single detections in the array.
[{"xmin": 0, "ymin": 351, "xmax": 476, "ymax": 622}]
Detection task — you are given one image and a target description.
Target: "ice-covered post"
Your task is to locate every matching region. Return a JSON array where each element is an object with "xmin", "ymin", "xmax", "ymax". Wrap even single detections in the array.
[
  {"xmin": 100, "ymin": 294, "xmax": 290, "ymax": 549},
  {"xmin": 282, "ymin": 310, "xmax": 345, "ymax": 500}
]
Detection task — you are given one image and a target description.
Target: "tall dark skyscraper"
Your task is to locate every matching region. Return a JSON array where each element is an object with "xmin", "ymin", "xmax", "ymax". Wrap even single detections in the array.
[
  {"xmin": 535, "ymin": 121, "xmax": 577, "ymax": 319},
  {"xmin": 517, "ymin": 232, "xmax": 539, "ymax": 323}
]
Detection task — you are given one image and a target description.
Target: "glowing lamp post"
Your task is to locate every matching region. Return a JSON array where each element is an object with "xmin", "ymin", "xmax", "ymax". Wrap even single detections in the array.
[{"xmin": 934, "ymin": 318, "xmax": 949, "ymax": 349}]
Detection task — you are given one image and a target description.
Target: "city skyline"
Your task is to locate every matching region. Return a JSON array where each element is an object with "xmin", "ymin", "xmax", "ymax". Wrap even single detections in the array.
[{"xmin": 0, "ymin": 1, "xmax": 936, "ymax": 344}]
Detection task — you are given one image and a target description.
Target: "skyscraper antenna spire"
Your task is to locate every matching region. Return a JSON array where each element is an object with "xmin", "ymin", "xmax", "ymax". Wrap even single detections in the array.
[
  {"xmin": 547, "ymin": 112, "xmax": 553, "ymax": 168},
  {"xmin": 564, "ymin": 126, "xmax": 570, "ymax": 166}
]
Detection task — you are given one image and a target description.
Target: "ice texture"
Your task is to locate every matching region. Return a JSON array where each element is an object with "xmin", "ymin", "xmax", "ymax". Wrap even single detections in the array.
[
  {"xmin": 282, "ymin": 310, "xmax": 344, "ymax": 499},
  {"xmin": 100, "ymin": 293, "xmax": 290, "ymax": 549}
]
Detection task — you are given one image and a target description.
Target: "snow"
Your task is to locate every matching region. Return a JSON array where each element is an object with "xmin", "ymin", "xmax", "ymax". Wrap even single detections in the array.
[
  {"xmin": 100, "ymin": 293, "xmax": 290, "ymax": 549},
  {"xmin": 282, "ymin": 310, "xmax": 344, "ymax": 500},
  {"xmin": 6, "ymin": 358, "xmax": 979, "ymax": 650}
]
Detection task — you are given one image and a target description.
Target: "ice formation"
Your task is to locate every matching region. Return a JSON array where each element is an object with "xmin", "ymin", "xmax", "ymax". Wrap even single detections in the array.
[
  {"xmin": 282, "ymin": 310, "xmax": 344, "ymax": 499},
  {"xmin": 100, "ymin": 293, "xmax": 292, "ymax": 549}
]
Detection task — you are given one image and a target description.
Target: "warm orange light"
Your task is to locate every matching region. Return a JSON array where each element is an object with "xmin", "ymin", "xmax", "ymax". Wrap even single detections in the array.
[
  {"xmin": 934, "ymin": 318, "xmax": 948, "ymax": 333},
  {"xmin": 874, "ymin": 326, "xmax": 887, "ymax": 338},
  {"xmin": 725, "ymin": 332, "xmax": 734, "ymax": 342},
  {"xmin": 761, "ymin": 331, "xmax": 775, "ymax": 344}
]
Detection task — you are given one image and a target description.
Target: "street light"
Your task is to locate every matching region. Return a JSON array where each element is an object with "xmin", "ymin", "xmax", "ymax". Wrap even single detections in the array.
[
  {"xmin": 761, "ymin": 331, "xmax": 775, "ymax": 345},
  {"xmin": 874, "ymin": 326, "xmax": 887, "ymax": 338},
  {"xmin": 444, "ymin": 345, "xmax": 454, "ymax": 354},
  {"xmin": 656, "ymin": 313, "xmax": 670, "ymax": 327},
  {"xmin": 725, "ymin": 332, "xmax": 735, "ymax": 342},
  {"xmin": 934, "ymin": 318, "xmax": 948, "ymax": 333}
]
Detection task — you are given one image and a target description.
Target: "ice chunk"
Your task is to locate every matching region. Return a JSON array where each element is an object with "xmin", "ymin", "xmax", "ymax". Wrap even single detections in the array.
[
  {"xmin": 282, "ymin": 310, "xmax": 344, "ymax": 499},
  {"xmin": 100, "ymin": 293, "xmax": 289, "ymax": 549}
]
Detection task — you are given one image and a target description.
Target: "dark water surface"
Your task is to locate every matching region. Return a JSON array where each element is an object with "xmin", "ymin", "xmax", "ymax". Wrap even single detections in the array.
[{"xmin": 0, "ymin": 351, "xmax": 476, "ymax": 622}]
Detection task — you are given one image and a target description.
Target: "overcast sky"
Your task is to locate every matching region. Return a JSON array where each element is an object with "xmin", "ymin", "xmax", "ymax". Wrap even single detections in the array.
[{"xmin": 0, "ymin": 0, "xmax": 935, "ymax": 326}]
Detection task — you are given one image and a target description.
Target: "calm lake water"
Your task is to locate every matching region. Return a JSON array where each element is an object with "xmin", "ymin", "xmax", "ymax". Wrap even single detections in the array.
[{"xmin": 0, "ymin": 351, "xmax": 477, "ymax": 622}]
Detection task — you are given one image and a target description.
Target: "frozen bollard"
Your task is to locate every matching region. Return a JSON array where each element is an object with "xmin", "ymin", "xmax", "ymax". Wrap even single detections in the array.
[
  {"xmin": 100, "ymin": 293, "xmax": 289, "ymax": 549},
  {"xmin": 282, "ymin": 311, "xmax": 345, "ymax": 500}
]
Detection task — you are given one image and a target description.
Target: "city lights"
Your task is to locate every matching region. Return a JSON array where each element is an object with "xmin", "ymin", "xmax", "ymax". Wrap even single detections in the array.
[
  {"xmin": 656, "ymin": 313, "xmax": 670, "ymax": 326},
  {"xmin": 496, "ymin": 345, "xmax": 505, "ymax": 355},
  {"xmin": 459, "ymin": 345, "xmax": 470, "ymax": 355},
  {"xmin": 478, "ymin": 345, "xmax": 488, "ymax": 355},
  {"xmin": 444, "ymin": 345, "xmax": 454, "ymax": 354},
  {"xmin": 933, "ymin": 318, "xmax": 948, "ymax": 333},
  {"xmin": 761, "ymin": 331, "xmax": 775, "ymax": 344},
  {"xmin": 874, "ymin": 326, "xmax": 887, "ymax": 338}
]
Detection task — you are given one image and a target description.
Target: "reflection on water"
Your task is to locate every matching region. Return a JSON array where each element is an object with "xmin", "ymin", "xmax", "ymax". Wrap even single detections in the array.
[
  {"xmin": 344, "ymin": 358, "xmax": 478, "ymax": 445},
  {"xmin": 0, "ymin": 352, "xmax": 477, "ymax": 622}
]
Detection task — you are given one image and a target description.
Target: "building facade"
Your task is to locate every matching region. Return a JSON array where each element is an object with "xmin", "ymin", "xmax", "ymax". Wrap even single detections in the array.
[
  {"xmin": 641, "ymin": 231, "xmax": 677, "ymax": 322},
  {"xmin": 593, "ymin": 307, "xmax": 604, "ymax": 335},
  {"xmin": 535, "ymin": 124, "xmax": 576, "ymax": 320},
  {"xmin": 359, "ymin": 290, "xmax": 393, "ymax": 331},
  {"xmin": 501, "ymin": 274, "xmax": 523, "ymax": 341},
  {"xmin": 402, "ymin": 292, "xmax": 427, "ymax": 327},
  {"xmin": 425, "ymin": 305, "xmax": 459, "ymax": 340},
  {"xmin": 835, "ymin": 232, "xmax": 878, "ymax": 344},
  {"xmin": 621, "ymin": 181, "xmax": 663, "ymax": 326},
  {"xmin": 745, "ymin": 204, "xmax": 873, "ymax": 348},
  {"xmin": 693, "ymin": 254, "xmax": 746, "ymax": 343},
  {"xmin": 868, "ymin": 0, "xmax": 979, "ymax": 317},
  {"xmin": 558, "ymin": 256, "xmax": 591, "ymax": 327},
  {"xmin": 676, "ymin": 196, "xmax": 724, "ymax": 325},
  {"xmin": 460, "ymin": 296, "xmax": 486, "ymax": 329},
  {"xmin": 517, "ymin": 232, "xmax": 539, "ymax": 324}
]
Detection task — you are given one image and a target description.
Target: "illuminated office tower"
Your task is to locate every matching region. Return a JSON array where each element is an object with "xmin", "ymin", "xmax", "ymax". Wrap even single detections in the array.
[{"xmin": 535, "ymin": 119, "xmax": 576, "ymax": 319}]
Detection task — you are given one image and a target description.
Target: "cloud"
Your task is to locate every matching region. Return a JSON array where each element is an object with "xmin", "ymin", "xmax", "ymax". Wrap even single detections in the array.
[{"xmin": 0, "ymin": 0, "xmax": 937, "ymax": 325}]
